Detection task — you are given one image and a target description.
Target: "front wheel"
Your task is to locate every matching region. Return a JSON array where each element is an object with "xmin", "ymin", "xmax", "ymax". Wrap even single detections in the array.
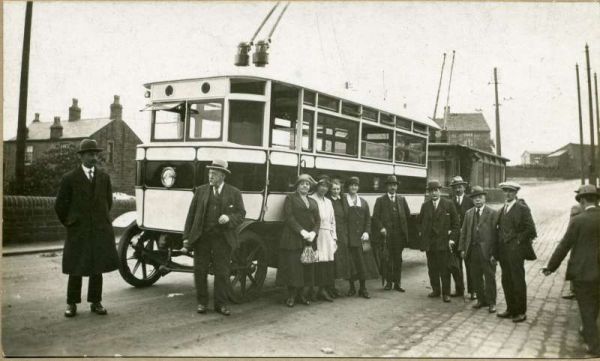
[
  {"xmin": 228, "ymin": 231, "xmax": 268, "ymax": 303},
  {"xmin": 117, "ymin": 224, "xmax": 162, "ymax": 287}
]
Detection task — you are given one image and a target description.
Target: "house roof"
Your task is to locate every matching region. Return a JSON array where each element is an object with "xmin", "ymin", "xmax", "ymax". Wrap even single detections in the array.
[
  {"xmin": 547, "ymin": 149, "xmax": 568, "ymax": 158},
  {"xmin": 8, "ymin": 118, "xmax": 114, "ymax": 141},
  {"xmin": 434, "ymin": 113, "xmax": 490, "ymax": 132},
  {"xmin": 429, "ymin": 142, "xmax": 510, "ymax": 162},
  {"xmin": 522, "ymin": 150, "xmax": 551, "ymax": 156}
]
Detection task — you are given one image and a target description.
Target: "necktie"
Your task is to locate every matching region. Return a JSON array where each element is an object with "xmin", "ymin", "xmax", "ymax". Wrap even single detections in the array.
[
  {"xmin": 213, "ymin": 186, "xmax": 220, "ymax": 197},
  {"xmin": 457, "ymin": 196, "xmax": 461, "ymax": 205},
  {"xmin": 88, "ymin": 169, "xmax": 94, "ymax": 182},
  {"xmin": 475, "ymin": 208, "xmax": 481, "ymax": 224}
]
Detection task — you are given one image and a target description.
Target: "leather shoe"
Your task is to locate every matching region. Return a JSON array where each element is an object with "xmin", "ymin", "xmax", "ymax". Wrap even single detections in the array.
[
  {"xmin": 450, "ymin": 292, "xmax": 464, "ymax": 298},
  {"xmin": 442, "ymin": 295, "xmax": 451, "ymax": 303},
  {"xmin": 562, "ymin": 293, "xmax": 576, "ymax": 300},
  {"xmin": 488, "ymin": 305, "xmax": 496, "ymax": 313},
  {"xmin": 384, "ymin": 282, "xmax": 392, "ymax": 291},
  {"xmin": 358, "ymin": 289, "xmax": 370, "ymax": 299},
  {"xmin": 428, "ymin": 292, "xmax": 440, "ymax": 298},
  {"xmin": 285, "ymin": 297, "xmax": 295, "ymax": 307},
  {"xmin": 297, "ymin": 295, "xmax": 311, "ymax": 305},
  {"xmin": 497, "ymin": 311, "xmax": 513, "ymax": 318},
  {"xmin": 512, "ymin": 314, "xmax": 527, "ymax": 323},
  {"xmin": 90, "ymin": 302, "xmax": 107, "ymax": 315},
  {"xmin": 318, "ymin": 289, "xmax": 334, "ymax": 302},
  {"xmin": 347, "ymin": 288, "xmax": 357, "ymax": 297},
  {"xmin": 393, "ymin": 284, "xmax": 405, "ymax": 292},
  {"xmin": 329, "ymin": 287, "xmax": 340, "ymax": 298},
  {"xmin": 469, "ymin": 293, "xmax": 477, "ymax": 300},
  {"xmin": 197, "ymin": 304, "xmax": 208, "ymax": 314},
  {"xmin": 472, "ymin": 302, "xmax": 487, "ymax": 309},
  {"xmin": 215, "ymin": 305, "xmax": 231, "ymax": 316},
  {"xmin": 64, "ymin": 304, "xmax": 77, "ymax": 318}
]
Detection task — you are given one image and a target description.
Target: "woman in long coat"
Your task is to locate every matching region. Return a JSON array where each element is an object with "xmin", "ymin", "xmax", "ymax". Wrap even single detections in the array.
[
  {"xmin": 276, "ymin": 174, "xmax": 320, "ymax": 307},
  {"xmin": 329, "ymin": 178, "xmax": 351, "ymax": 296},
  {"xmin": 311, "ymin": 176, "xmax": 337, "ymax": 302}
]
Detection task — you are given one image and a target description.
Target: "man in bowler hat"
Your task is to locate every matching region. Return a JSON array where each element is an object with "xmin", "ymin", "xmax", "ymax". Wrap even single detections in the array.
[
  {"xmin": 418, "ymin": 180, "xmax": 460, "ymax": 302},
  {"xmin": 182, "ymin": 159, "xmax": 246, "ymax": 316},
  {"xmin": 372, "ymin": 175, "xmax": 411, "ymax": 292},
  {"xmin": 450, "ymin": 176, "xmax": 475, "ymax": 299},
  {"xmin": 55, "ymin": 139, "xmax": 119, "ymax": 317},
  {"xmin": 543, "ymin": 185, "xmax": 600, "ymax": 356}
]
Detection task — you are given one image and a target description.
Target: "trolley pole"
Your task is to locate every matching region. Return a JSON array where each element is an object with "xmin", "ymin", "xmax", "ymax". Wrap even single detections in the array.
[
  {"xmin": 576, "ymin": 64, "xmax": 586, "ymax": 185},
  {"xmin": 15, "ymin": 1, "xmax": 33, "ymax": 194},
  {"xmin": 494, "ymin": 68, "xmax": 502, "ymax": 156},
  {"xmin": 585, "ymin": 44, "xmax": 597, "ymax": 186}
]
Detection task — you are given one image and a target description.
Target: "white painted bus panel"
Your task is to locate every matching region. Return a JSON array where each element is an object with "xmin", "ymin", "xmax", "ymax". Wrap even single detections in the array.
[
  {"xmin": 315, "ymin": 156, "xmax": 393, "ymax": 174},
  {"xmin": 135, "ymin": 188, "xmax": 144, "ymax": 226},
  {"xmin": 242, "ymin": 193, "xmax": 263, "ymax": 220},
  {"xmin": 146, "ymin": 147, "xmax": 196, "ymax": 161},
  {"xmin": 263, "ymin": 194, "xmax": 287, "ymax": 222},
  {"xmin": 394, "ymin": 165, "xmax": 427, "ymax": 178},
  {"xmin": 136, "ymin": 148, "xmax": 146, "ymax": 160},
  {"xmin": 197, "ymin": 148, "xmax": 266, "ymax": 164},
  {"xmin": 151, "ymin": 78, "xmax": 229, "ymax": 102},
  {"xmin": 143, "ymin": 189, "xmax": 193, "ymax": 231},
  {"xmin": 300, "ymin": 155, "xmax": 315, "ymax": 168},
  {"xmin": 270, "ymin": 152, "xmax": 298, "ymax": 166}
]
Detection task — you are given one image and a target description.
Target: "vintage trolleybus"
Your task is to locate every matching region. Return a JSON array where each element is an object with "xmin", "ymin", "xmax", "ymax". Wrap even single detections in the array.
[{"xmin": 114, "ymin": 75, "xmax": 440, "ymax": 302}]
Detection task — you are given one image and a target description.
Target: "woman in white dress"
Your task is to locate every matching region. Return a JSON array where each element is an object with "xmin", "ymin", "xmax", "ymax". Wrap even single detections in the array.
[{"xmin": 310, "ymin": 176, "xmax": 338, "ymax": 302}]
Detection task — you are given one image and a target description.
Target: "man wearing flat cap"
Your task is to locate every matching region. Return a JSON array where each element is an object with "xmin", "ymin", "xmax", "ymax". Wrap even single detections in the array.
[
  {"xmin": 182, "ymin": 159, "xmax": 246, "ymax": 316},
  {"xmin": 418, "ymin": 180, "xmax": 460, "ymax": 302},
  {"xmin": 55, "ymin": 139, "xmax": 119, "ymax": 318},
  {"xmin": 543, "ymin": 185, "xmax": 600, "ymax": 356},
  {"xmin": 496, "ymin": 181, "xmax": 537, "ymax": 323},
  {"xmin": 459, "ymin": 186, "xmax": 499, "ymax": 313},
  {"xmin": 450, "ymin": 176, "xmax": 474, "ymax": 299},
  {"xmin": 372, "ymin": 175, "xmax": 411, "ymax": 292}
]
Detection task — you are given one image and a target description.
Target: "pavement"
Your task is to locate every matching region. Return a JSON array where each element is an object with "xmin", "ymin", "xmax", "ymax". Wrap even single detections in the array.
[{"xmin": 2, "ymin": 179, "xmax": 596, "ymax": 357}]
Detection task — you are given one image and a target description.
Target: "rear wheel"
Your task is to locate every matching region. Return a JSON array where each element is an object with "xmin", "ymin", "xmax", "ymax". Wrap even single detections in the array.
[
  {"xmin": 228, "ymin": 231, "xmax": 268, "ymax": 303},
  {"xmin": 117, "ymin": 224, "xmax": 162, "ymax": 287}
]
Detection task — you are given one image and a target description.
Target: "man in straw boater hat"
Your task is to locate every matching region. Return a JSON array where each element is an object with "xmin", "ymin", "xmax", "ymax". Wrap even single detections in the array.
[
  {"xmin": 55, "ymin": 139, "xmax": 119, "ymax": 318},
  {"xmin": 496, "ymin": 181, "xmax": 537, "ymax": 323},
  {"xmin": 543, "ymin": 184, "xmax": 600, "ymax": 356},
  {"xmin": 418, "ymin": 180, "xmax": 459, "ymax": 303},
  {"xmin": 181, "ymin": 159, "xmax": 246, "ymax": 316},
  {"xmin": 458, "ymin": 186, "xmax": 499, "ymax": 314},
  {"xmin": 372, "ymin": 175, "xmax": 411, "ymax": 292},
  {"xmin": 449, "ymin": 176, "xmax": 475, "ymax": 300}
]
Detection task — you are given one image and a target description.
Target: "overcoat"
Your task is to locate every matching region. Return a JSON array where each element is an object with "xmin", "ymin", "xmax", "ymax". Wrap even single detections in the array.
[
  {"xmin": 279, "ymin": 192, "xmax": 321, "ymax": 250},
  {"xmin": 372, "ymin": 194, "xmax": 410, "ymax": 246},
  {"xmin": 546, "ymin": 207, "xmax": 600, "ymax": 282},
  {"xmin": 55, "ymin": 166, "xmax": 119, "ymax": 276},
  {"xmin": 418, "ymin": 197, "xmax": 460, "ymax": 252},
  {"xmin": 182, "ymin": 183, "xmax": 246, "ymax": 250},
  {"xmin": 345, "ymin": 195, "xmax": 371, "ymax": 247},
  {"xmin": 452, "ymin": 194, "xmax": 474, "ymax": 227},
  {"xmin": 459, "ymin": 205, "xmax": 499, "ymax": 261},
  {"xmin": 498, "ymin": 199, "xmax": 537, "ymax": 260}
]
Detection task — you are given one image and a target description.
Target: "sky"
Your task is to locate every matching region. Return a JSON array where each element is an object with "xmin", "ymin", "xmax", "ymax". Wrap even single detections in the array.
[{"xmin": 3, "ymin": 1, "xmax": 600, "ymax": 164}]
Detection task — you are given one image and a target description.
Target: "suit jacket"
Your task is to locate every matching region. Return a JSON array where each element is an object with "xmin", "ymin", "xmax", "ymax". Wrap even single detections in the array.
[
  {"xmin": 330, "ymin": 196, "xmax": 349, "ymax": 246},
  {"xmin": 459, "ymin": 205, "xmax": 499, "ymax": 261},
  {"xmin": 182, "ymin": 183, "xmax": 246, "ymax": 250},
  {"xmin": 498, "ymin": 199, "xmax": 537, "ymax": 260},
  {"xmin": 345, "ymin": 195, "xmax": 371, "ymax": 247},
  {"xmin": 452, "ymin": 194, "xmax": 474, "ymax": 228},
  {"xmin": 55, "ymin": 166, "xmax": 118, "ymax": 276},
  {"xmin": 418, "ymin": 197, "xmax": 459, "ymax": 252},
  {"xmin": 372, "ymin": 193, "xmax": 410, "ymax": 246},
  {"xmin": 546, "ymin": 207, "xmax": 600, "ymax": 282},
  {"xmin": 279, "ymin": 192, "xmax": 320, "ymax": 250}
]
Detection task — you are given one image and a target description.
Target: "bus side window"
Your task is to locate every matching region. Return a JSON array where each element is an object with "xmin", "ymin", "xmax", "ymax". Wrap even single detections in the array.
[
  {"xmin": 268, "ymin": 165, "xmax": 297, "ymax": 192},
  {"xmin": 229, "ymin": 100, "xmax": 264, "ymax": 146},
  {"xmin": 270, "ymin": 83, "xmax": 299, "ymax": 150}
]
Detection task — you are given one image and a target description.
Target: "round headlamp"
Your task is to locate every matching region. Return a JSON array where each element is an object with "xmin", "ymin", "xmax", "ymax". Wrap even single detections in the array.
[{"xmin": 161, "ymin": 167, "xmax": 176, "ymax": 188}]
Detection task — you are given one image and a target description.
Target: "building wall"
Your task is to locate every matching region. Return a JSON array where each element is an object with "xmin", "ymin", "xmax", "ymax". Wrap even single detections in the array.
[{"xmin": 446, "ymin": 131, "xmax": 492, "ymax": 152}]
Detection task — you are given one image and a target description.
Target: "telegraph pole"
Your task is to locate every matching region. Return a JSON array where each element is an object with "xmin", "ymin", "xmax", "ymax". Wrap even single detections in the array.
[
  {"xmin": 594, "ymin": 72, "xmax": 599, "ymax": 184},
  {"xmin": 576, "ymin": 64, "xmax": 586, "ymax": 185},
  {"xmin": 585, "ymin": 44, "xmax": 596, "ymax": 185},
  {"xmin": 15, "ymin": 1, "xmax": 33, "ymax": 194},
  {"xmin": 494, "ymin": 68, "xmax": 502, "ymax": 156}
]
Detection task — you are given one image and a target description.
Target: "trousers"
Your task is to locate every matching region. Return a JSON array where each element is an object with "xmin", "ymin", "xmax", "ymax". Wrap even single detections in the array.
[
  {"xmin": 449, "ymin": 246, "xmax": 465, "ymax": 294},
  {"xmin": 193, "ymin": 230, "xmax": 231, "ymax": 307},
  {"xmin": 386, "ymin": 240, "xmax": 404, "ymax": 284},
  {"xmin": 573, "ymin": 280, "xmax": 599, "ymax": 352},
  {"xmin": 67, "ymin": 274, "xmax": 102, "ymax": 304},
  {"xmin": 468, "ymin": 243, "xmax": 497, "ymax": 305},
  {"xmin": 498, "ymin": 243, "xmax": 527, "ymax": 315},
  {"xmin": 426, "ymin": 250, "xmax": 451, "ymax": 296}
]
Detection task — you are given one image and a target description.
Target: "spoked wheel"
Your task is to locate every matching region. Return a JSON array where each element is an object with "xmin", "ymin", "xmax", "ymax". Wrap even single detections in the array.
[
  {"xmin": 228, "ymin": 231, "xmax": 268, "ymax": 303},
  {"xmin": 117, "ymin": 223, "xmax": 162, "ymax": 287}
]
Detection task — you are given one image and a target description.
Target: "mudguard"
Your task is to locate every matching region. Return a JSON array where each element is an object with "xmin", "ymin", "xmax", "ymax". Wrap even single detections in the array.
[{"xmin": 112, "ymin": 211, "xmax": 137, "ymax": 229}]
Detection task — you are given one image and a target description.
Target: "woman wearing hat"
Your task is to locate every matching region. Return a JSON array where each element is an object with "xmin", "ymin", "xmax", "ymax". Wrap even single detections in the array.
[
  {"xmin": 310, "ymin": 176, "xmax": 337, "ymax": 302},
  {"xmin": 276, "ymin": 174, "xmax": 320, "ymax": 307}
]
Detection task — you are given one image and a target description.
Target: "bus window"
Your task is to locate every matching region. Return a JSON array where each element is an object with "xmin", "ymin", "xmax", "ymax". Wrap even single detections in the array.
[
  {"xmin": 302, "ymin": 110, "xmax": 314, "ymax": 152},
  {"xmin": 229, "ymin": 100, "xmax": 264, "ymax": 146},
  {"xmin": 362, "ymin": 107, "xmax": 378, "ymax": 122},
  {"xmin": 361, "ymin": 124, "xmax": 393, "ymax": 161},
  {"xmin": 188, "ymin": 101, "xmax": 222, "ymax": 140},
  {"xmin": 270, "ymin": 83, "xmax": 299, "ymax": 150},
  {"xmin": 395, "ymin": 133, "xmax": 426, "ymax": 165},
  {"xmin": 268, "ymin": 165, "xmax": 298, "ymax": 192},
  {"xmin": 318, "ymin": 94, "xmax": 339, "ymax": 112},
  {"xmin": 230, "ymin": 78, "xmax": 266, "ymax": 95},
  {"xmin": 196, "ymin": 161, "xmax": 266, "ymax": 191},
  {"xmin": 316, "ymin": 113, "xmax": 358, "ymax": 157},
  {"xmin": 396, "ymin": 116, "xmax": 412, "ymax": 131},
  {"xmin": 152, "ymin": 106, "xmax": 185, "ymax": 140},
  {"xmin": 380, "ymin": 112, "xmax": 394, "ymax": 126},
  {"xmin": 303, "ymin": 90, "xmax": 316, "ymax": 106}
]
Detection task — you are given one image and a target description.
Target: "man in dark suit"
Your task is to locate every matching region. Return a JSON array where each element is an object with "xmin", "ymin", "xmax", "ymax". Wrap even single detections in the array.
[
  {"xmin": 182, "ymin": 159, "xmax": 246, "ymax": 316},
  {"xmin": 450, "ymin": 176, "xmax": 475, "ymax": 299},
  {"xmin": 55, "ymin": 139, "xmax": 119, "ymax": 318},
  {"xmin": 373, "ymin": 175, "xmax": 411, "ymax": 292},
  {"xmin": 496, "ymin": 181, "xmax": 537, "ymax": 323},
  {"xmin": 459, "ymin": 186, "xmax": 499, "ymax": 313},
  {"xmin": 418, "ymin": 180, "xmax": 460, "ymax": 302},
  {"xmin": 543, "ymin": 185, "xmax": 600, "ymax": 356}
]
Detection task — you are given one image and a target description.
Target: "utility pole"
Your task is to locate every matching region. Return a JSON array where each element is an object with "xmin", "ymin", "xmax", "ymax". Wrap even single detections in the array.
[
  {"xmin": 594, "ymin": 72, "xmax": 599, "ymax": 184},
  {"xmin": 585, "ymin": 44, "xmax": 596, "ymax": 185},
  {"xmin": 15, "ymin": 1, "xmax": 33, "ymax": 194},
  {"xmin": 494, "ymin": 68, "xmax": 502, "ymax": 156},
  {"xmin": 576, "ymin": 64, "xmax": 586, "ymax": 185},
  {"xmin": 432, "ymin": 52, "xmax": 446, "ymax": 122}
]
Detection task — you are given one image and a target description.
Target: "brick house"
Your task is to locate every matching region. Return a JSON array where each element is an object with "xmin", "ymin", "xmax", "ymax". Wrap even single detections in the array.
[
  {"xmin": 3, "ymin": 96, "xmax": 142, "ymax": 194},
  {"xmin": 433, "ymin": 108, "xmax": 494, "ymax": 153}
]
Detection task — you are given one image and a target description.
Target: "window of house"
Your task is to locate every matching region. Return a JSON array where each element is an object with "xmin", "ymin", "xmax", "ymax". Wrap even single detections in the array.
[
  {"xmin": 303, "ymin": 90, "xmax": 316, "ymax": 106},
  {"xmin": 230, "ymin": 78, "xmax": 266, "ymax": 95},
  {"xmin": 316, "ymin": 113, "xmax": 358, "ymax": 157},
  {"xmin": 270, "ymin": 83, "xmax": 299, "ymax": 150},
  {"xmin": 188, "ymin": 101, "xmax": 223, "ymax": 140},
  {"xmin": 318, "ymin": 94, "xmax": 339, "ymax": 112},
  {"xmin": 362, "ymin": 107, "xmax": 378, "ymax": 121},
  {"xmin": 395, "ymin": 133, "xmax": 426, "ymax": 165},
  {"xmin": 361, "ymin": 124, "xmax": 393, "ymax": 161},
  {"xmin": 228, "ymin": 100, "xmax": 264, "ymax": 146},
  {"xmin": 302, "ymin": 110, "xmax": 314, "ymax": 152},
  {"xmin": 107, "ymin": 141, "xmax": 114, "ymax": 164},
  {"xmin": 25, "ymin": 145, "xmax": 33, "ymax": 165},
  {"xmin": 396, "ymin": 116, "xmax": 412, "ymax": 131},
  {"xmin": 152, "ymin": 103, "xmax": 185, "ymax": 140}
]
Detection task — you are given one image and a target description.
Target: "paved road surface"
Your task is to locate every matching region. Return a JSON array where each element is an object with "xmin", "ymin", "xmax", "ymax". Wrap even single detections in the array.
[{"xmin": 1, "ymin": 179, "xmax": 591, "ymax": 357}]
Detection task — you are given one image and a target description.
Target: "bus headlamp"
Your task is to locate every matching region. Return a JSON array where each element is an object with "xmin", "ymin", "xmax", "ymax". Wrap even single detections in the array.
[{"xmin": 161, "ymin": 167, "xmax": 176, "ymax": 188}]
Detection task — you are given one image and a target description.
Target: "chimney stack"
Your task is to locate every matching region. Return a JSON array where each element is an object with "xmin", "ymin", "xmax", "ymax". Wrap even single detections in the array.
[
  {"xmin": 32, "ymin": 113, "xmax": 40, "ymax": 123},
  {"xmin": 110, "ymin": 95, "xmax": 122, "ymax": 121},
  {"xmin": 68, "ymin": 98, "xmax": 81, "ymax": 121},
  {"xmin": 50, "ymin": 116, "xmax": 63, "ymax": 139}
]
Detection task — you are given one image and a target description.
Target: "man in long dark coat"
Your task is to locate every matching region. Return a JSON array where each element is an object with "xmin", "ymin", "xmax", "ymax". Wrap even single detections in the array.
[
  {"xmin": 418, "ymin": 180, "xmax": 460, "ymax": 303},
  {"xmin": 372, "ymin": 175, "xmax": 411, "ymax": 292},
  {"xmin": 55, "ymin": 139, "xmax": 119, "ymax": 317},
  {"xmin": 450, "ymin": 176, "xmax": 475, "ymax": 299},
  {"xmin": 496, "ymin": 181, "xmax": 537, "ymax": 323},
  {"xmin": 182, "ymin": 159, "xmax": 246, "ymax": 316},
  {"xmin": 543, "ymin": 185, "xmax": 600, "ymax": 356}
]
